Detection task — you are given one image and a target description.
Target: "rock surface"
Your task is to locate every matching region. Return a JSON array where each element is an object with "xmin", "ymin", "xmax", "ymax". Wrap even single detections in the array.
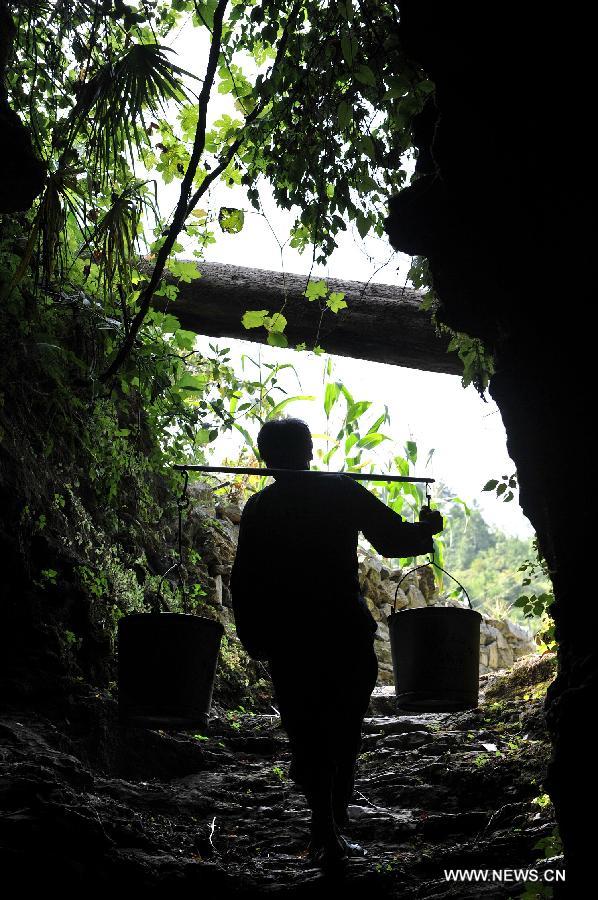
[{"xmin": 0, "ymin": 656, "xmax": 559, "ymax": 896}]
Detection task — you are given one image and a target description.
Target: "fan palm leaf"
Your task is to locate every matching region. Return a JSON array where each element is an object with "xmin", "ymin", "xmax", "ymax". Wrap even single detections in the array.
[{"xmin": 69, "ymin": 43, "xmax": 194, "ymax": 184}]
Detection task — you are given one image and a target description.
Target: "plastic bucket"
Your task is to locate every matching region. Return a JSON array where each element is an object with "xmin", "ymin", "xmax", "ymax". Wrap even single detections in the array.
[
  {"xmin": 117, "ymin": 613, "xmax": 224, "ymax": 730},
  {"xmin": 388, "ymin": 606, "xmax": 482, "ymax": 712}
]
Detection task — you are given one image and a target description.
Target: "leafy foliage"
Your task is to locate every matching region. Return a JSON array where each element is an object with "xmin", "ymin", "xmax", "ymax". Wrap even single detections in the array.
[
  {"xmin": 512, "ymin": 541, "xmax": 556, "ymax": 651},
  {"xmin": 6, "ymin": 0, "xmax": 439, "ymax": 378},
  {"xmin": 441, "ymin": 479, "xmax": 554, "ymax": 643},
  {"xmin": 483, "ymin": 472, "xmax": 518, "ymax": 504},
  {"xmin": 408, "ymin": 257, "xmax": 495, "ymax": 394},
  {"xmin": 0, "ymin": 0, "xmax": 514, "ymax": 688}
]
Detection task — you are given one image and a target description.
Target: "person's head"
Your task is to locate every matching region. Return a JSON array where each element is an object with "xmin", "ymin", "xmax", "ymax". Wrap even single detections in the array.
[{"xmin": 257, "ymin": 418, "xmax": 313, "ymax": 470}]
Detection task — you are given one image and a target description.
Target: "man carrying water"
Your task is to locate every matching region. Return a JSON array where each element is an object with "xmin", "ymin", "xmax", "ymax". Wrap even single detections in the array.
[{"xmin": 230, "ymin": 418, "xmax": 443, "ymax": 865}]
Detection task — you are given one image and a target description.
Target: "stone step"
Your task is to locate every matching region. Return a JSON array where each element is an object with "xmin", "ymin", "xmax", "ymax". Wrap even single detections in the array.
[{"xmin": 363, "ymin": 715, "xmax": 440, "ymax": 735}]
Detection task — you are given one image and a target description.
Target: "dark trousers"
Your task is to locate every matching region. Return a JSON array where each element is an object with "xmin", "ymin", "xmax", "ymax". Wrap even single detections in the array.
[{"xmin": 270, "ymin": 632, "xmax": 378, "ymax": 819}]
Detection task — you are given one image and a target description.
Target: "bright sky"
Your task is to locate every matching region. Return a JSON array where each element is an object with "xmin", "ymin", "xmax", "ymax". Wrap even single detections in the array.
[{"xmin": 154, "ymin": 20, "xmax": 533, "ymax": 538}]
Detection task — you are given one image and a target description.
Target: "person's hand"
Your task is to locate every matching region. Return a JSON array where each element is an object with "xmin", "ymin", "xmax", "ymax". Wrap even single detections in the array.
[{"xmin": 419, "ymin": 506, "xmax": 444, "ymax": 534}]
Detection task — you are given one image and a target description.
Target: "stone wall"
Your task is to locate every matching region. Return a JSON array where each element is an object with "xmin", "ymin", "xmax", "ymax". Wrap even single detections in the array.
[
  {"xmin": 358, "ymin": 551, "xmax": 537, "ymax": 685},
  {"xmin": 184, "ymin": 484, "xmax": 241, "ymax": 627}
]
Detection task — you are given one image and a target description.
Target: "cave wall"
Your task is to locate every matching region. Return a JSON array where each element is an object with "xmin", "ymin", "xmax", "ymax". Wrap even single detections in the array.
[
  {"xmin": 0, "ymin": 0, "xmax": 46, "ymax": 213},
  {"xmin": 386, "ymin": 2, "xmax": 594, "ymax": 887}
]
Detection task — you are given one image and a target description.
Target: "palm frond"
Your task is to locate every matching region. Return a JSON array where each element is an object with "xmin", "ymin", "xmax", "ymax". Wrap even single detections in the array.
[
  {"xmin": 8, "ymin": 162, "xmax": 87, "ymax": 292},
  {"xmin": 69, "ymin": 43, "xmax": 193, "ymax": 183},
  {"xmin": 80, "ymin": 179, "xmax": 160, "ymax": 308}
]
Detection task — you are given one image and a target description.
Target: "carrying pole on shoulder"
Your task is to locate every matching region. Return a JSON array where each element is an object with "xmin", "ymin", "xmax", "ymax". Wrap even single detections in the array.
[{"xmin": 172, "ymin": 464, "xmax": 434, "ymax": 485}]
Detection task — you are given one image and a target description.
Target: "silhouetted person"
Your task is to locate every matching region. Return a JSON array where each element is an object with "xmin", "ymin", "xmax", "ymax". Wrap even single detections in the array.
[{"xmin": 230, "ymin": 418, "xmax": 443, "ymax": 864}]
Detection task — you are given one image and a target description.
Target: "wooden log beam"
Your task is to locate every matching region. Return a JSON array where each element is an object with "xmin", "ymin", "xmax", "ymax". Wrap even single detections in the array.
[{"xmin": 151, "ymin": 261, "xmax": 461, "ymax": 375}]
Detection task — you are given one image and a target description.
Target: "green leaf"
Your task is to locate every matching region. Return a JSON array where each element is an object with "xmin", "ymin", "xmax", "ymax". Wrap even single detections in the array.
[
  {"xmin": 405, "ymin": 440, "xmax": 417, "ymax": 464},
  {"xmin": 324, "ymin": 382, "xmax": 342, "ymax": 417},
  {"xmin": 354, "ymin": 64, "xmax": 376, "ymax": 86},
  {"xmin": 337, "ymin": 100, "xmax": 351, "ymax": 129},
  {"xmin": 264, "ymin": 312, "xmax": 287, "ymax": 333},
  {"xmin": 340, "ymin": 35, "xmax": 358, "ymax": 66},
  {"xmin": 218, "ymin": 206, "xmax": 245, "ymax": 234},
  {"xmin": 268, "ymin": 394, "xmax": 315, "ymax": 417},
  {"xmin": 178, "ymin": 103, "xmax": 199, "ymax": 139},
  {"xmin": 359, "ymin": 135, "xmax": 376, "ymax": 160},
  {"xmin": 160, "ymin": 314, "xmax": 181, "ymax": 333},
  {"xmin": 449, "ymin": 497, "xmax": 471, "ymax": 516},
  {"xmin": 168, "ymin": 259, "xmax": 201, "ymax": 282},
  {"xmin": 178, "ymin": 373, "xmax": 207, "ymax": 392},
  {"xmin": 394, "ymin": 455, "xmax": 410, "ymax": 477},
  {"xmin": 175, "ymin": 329, "xmax": 197, "ymax": 351},
  {"xmin": 345, "ymin": 432, "xmax": 359, "ymax": 453},
  {"xmin": 368, "ymin": 410, "xmax": 389, "ymax": 434},
  {"xmin": 356, "ymin": 432, "xmax": 388, "ymax": 450},
  {"xmin": 322, "ymin": 444, "xmax": 340, "ymax": 465},
  {"xmin": 326, "ymin": 291, "xmax": 347, "ymax": 313},
  {"xmin": 233, "ymin": 422, "xmax": 258, "ymax": 457},
  {"xmin": 242, "ymin": 309, "xmax": 269, "ymax": 329},
  {"xmin": 267, "ymin": 331, "xmax": 288, "ymax": 348},
  {"xmin": 355, "ymin": 213, "xmax": 371, "ymax": 238},
  {"xmin": 483, "ymin": 479, "xmax": 499, "ymax": 491},
  {"xmin": 383, "ymin": 78, "xmax": 409, "ymax": 100},
  {"xmin": 304, "ymin": 279, "xmax": 328, "ymax": 301},
  {"xmin": 346, "ymin": 400, "xmax": 372, "ymax": 424},
  {"xmin": 340, "ymin": 384, "xmax": 354, "ymax": 407},
  {"xmin": 418, "ymin": 79, "xmax": 435, "ymax": 94}
]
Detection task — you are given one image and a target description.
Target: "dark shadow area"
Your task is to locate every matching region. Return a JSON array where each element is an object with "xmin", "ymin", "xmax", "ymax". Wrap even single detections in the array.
[{"xmin": 385, "ymin": 3, "xmax": 593, "ymax": 891}]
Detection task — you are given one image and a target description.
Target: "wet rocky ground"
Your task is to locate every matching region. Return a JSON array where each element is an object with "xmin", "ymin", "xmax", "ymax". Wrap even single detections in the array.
[{"xmin": 0, "ymin": 656, "xmax": 561, "ymax": 897}]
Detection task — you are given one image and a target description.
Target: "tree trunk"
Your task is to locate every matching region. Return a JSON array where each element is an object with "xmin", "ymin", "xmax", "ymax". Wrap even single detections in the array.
[{"xmin": 151, "ymin": 261, "xmax": 461, "ymax": 376}]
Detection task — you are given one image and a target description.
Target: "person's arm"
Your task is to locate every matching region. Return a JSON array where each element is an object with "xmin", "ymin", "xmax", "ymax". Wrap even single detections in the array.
[
  {"xmin": 345, "ymin": 478, "xmax": 442, "ymax": 558},
  {"xmin": 230, "ymin": 497, "xmax": 270, "ymax": 660}
]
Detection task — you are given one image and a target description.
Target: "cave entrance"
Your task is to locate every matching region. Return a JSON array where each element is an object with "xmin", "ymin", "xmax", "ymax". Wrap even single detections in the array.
[
  {"xmin": 185, "ymin": 316, "xmax": 544, "ymax": 692},
  {"xmin": 155, "ymin": 318, "xmax": 558, "ymax": 884}
]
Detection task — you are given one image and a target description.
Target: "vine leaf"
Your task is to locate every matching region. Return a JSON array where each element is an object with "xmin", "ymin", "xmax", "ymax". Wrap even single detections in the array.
[
  {"xmin": 267, "ymin": 332, "xmax": 288, "ymax": 348},
  {"xmin": 304, "ymin": 279, "xmax": 327, "ymax": 301},
  {"xmin": 264, "ymin": 312, "xmax": 287, "ymax": 333},
  {"xmin": 483, "ymin": 479, "xmax": 499, "ymax": 491},
  {"xmin": 218, "ymin": 207, "xmax": 245, "ymax": 233},
  {"xmin": 326, "ymin": 291, "xmax": 347, "ymax": 313},
  {"xmin": 242, "ymin": 309, "xmax": 269, "ymax": 329}
]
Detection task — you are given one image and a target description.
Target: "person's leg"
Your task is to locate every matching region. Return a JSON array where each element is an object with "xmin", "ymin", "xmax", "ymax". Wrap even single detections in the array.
[
  {"xmin": 331, "ymin": 639, "xmax": 379, "ymax": 831},
  {"xmin": 270, "ymin": 655, "xmax": 346, "ymax": 857},
  {"xmin": 303, "ymin": 770, "xmax": 338, "ymax": 850},
  {"xmin": 332, "ymin": 752, "xmax": 357, "ymax": 828}
]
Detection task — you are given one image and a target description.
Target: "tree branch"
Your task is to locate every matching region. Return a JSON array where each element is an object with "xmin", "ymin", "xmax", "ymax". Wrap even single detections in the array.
[
  {"xmin": 100, "ymin": 0, "xmax": 304, "ymax": 383},
  {"xmin": 100, "ymin": 0, "xmax": 230, "ymax": 382}
]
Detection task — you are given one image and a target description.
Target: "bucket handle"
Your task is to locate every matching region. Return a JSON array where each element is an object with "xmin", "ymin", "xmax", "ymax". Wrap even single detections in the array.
[
  {"xmin": 393, "ymin": 556, "xmax": 473, "ymax": 612},
  {"xmin": 155, "ymin": 468, "xmax": 191, "ymax": 613}
]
